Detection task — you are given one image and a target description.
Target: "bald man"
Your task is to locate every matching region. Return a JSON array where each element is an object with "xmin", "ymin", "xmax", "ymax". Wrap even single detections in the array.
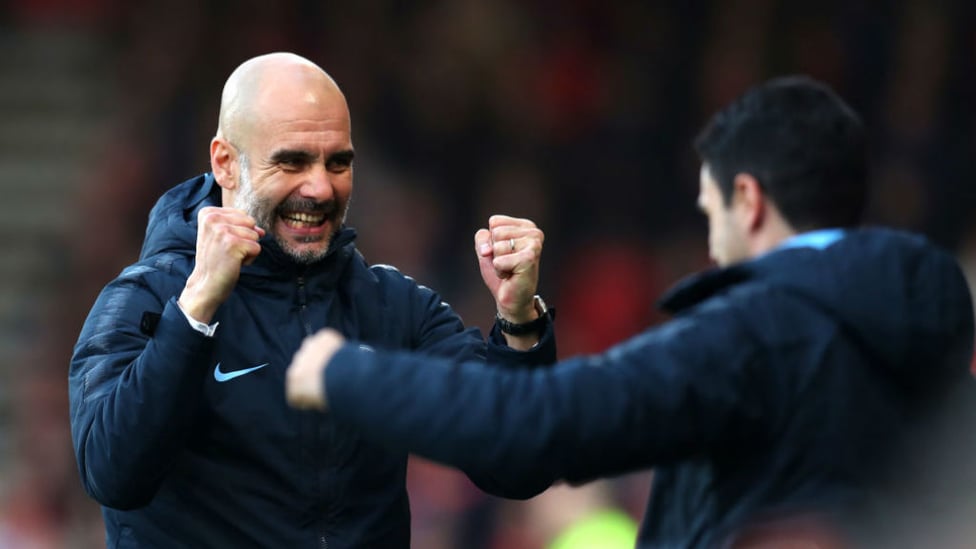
[{"xmin": 69, "ymin": 52, "xmax": 556, "ymax": 548}]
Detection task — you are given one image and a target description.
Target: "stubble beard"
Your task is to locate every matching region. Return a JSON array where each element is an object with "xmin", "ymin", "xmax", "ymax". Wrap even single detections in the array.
[{"xmin": 234, "ymin": 155, "xmax": 345, "ymax": 265}]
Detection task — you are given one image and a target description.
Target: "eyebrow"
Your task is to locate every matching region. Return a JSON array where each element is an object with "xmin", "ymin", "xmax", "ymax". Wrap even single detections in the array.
[
  {"xmin": 268, "ymin": 148, "xmax": 356, "ymax": 166},
  {"xmin": 269, "ymin": 149, "xmax": 318, "ymax": 165},
  {"xmin": 327, "ymin": 149, "xmax": 355, "ymax": 165}
]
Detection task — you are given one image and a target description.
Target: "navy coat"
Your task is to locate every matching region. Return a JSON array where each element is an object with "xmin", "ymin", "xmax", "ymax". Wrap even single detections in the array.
[
  {"xmin": 69, "ymin": 174, "xmax": 556, "ymax": 548},
  {"xmin": 322, "ymin": 228, "xmax": 975, "ymax": 548}
]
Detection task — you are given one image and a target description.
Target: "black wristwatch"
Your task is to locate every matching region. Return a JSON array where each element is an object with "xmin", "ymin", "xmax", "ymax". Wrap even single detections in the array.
[{"xmin": 495, "ymin": 295, "xmax": 553, "ymax": 335}]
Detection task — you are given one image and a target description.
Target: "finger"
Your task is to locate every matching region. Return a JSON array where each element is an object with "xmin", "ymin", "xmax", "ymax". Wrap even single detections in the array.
[
  {"xmin": 490, "ymin": 226, "xmax": 544, "ymax": 245},
  {"xmin": 239, "ymin": 240, "xmax": 263, "ymax": 265},
  {"xmin": 492, "ymin": 254, "xmax": 530, "ymax": 274},
  {"xmin": 306, "ymin": 328, "xmax": 345, "ymax": 351},
  {"xmin": 492, "ymin": 244, "xmax": 542, "ymax": 273},
  {"xmin": 214, "ymin": 223, "xmax": 265, "ymax": 242},
  {"xmin": 492, "ymin": 236, "xmax": 519, "ymax": 256},
  {"xmin": 206, "ymin": 224, "xmax": 262, "ymax": 264},
  {"xmin": 488, "ymin": 215, "xmax": 537, "ymax": 230},
  {"xmin": 241, "ymin": 244, "xmax": 263, "ymax": 265},
  {"xmin": 210, "ymin": 227, "xmax": 264, "ymax": 265},
  {"xmin": 198, "ymin": 206, "xmax": 261, "ymax": 231},
  {"xmin": 223, "ymin": 209, "xmax": 265, "ymax": 234},
  {"xmin": 474, "ymin": 228, "xmax": 493, "ymax": 257}
]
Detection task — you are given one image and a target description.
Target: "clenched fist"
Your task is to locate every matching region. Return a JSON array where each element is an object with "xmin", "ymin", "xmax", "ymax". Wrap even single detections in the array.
[
  {"xmin": 475, "ymin": 215, "xmax": 545, "ymax": 349},
  {"xmin": 475, "ymin": 215, "xmax": 545, "ymax": 322},
  {"xmin": 178, "ymin": 206, "xmax": 265, "ymax": 323},
  {"xmin": 286, "ymin": 328, "xmax": 347, "ymax": 411}
]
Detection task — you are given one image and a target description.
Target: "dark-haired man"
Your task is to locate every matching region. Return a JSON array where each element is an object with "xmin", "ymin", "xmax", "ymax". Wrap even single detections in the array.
[{"xmin": 286, "ymin": 76, "xmax": 976, "ymax": 548}]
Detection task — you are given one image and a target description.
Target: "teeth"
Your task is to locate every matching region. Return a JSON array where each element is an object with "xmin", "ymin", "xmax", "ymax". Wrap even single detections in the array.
[{"xmin": 282, "ymin": 212, "xmax": 325, "ymax": 225}]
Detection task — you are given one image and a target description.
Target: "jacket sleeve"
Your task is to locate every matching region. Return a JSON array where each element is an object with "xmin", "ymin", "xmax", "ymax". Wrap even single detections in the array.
[
  {"xmin": 69, "ymin": 270, "xmax": 215, "ymax": 509},
  {"xmin": 327, "ymin": 303, "xmax": 764, "ymax": 498},
  {"xmin": 485, "ymin": 320, "xmax": 558, "ymax": 368},
  {"xmin": 404, "ymin": 283, "xmax": 557, "ymax": 496},
  {"xmin": 408, "ymin": 283, "xmax": 557, "ymax": 368}
]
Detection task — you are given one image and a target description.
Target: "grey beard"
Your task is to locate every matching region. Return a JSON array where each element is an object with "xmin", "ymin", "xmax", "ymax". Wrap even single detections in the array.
[{"xmin": 235, "ymin": 156, "xmax": 342, "ymax": 265}]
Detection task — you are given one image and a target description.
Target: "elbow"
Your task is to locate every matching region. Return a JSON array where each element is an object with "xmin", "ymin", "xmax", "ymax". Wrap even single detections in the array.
[
  {"xmin": 481, "ymin": 482, "xmax": 550, "ymax": 500},
  {"xmin": 78, "ymin": 456, "xmax": 158, "ymax": 510},
  {"xmin": 82, "ymin": 472, "xmax": 157, "ymax": 510},
  {"xmin": 72, "ymin": 414, "xmax": 161, "ymax": 510},
  {"xmin": 467, "ymin": 467, "xmax": 554, "ymax": 500}
]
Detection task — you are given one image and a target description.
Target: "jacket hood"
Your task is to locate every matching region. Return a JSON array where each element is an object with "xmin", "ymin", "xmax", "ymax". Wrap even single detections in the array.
[
  {"xmin": 139, "ymin": 174, "xmax": 212, "ymax": 260},
  {"xmin": 139, "ymin": 173, "xmax": 357, "ymax": 277},
  {"xmin": 660, "ymin": 228, "xmax": 974, "ymax": 391}
]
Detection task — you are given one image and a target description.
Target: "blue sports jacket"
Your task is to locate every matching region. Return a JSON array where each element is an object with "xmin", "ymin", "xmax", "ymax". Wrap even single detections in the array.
[
  {"xmin": 69, "ymin": 173, "xmax": 556, "ymax": 548},
  {"xmin": 321, "ymin": 228, "xmax": 976, "ymax": 548}
]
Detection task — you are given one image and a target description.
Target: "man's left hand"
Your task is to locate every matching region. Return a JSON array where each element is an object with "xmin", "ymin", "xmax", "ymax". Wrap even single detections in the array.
[
  {"xmin": 475, "ymin": 215, "xmax": 545, "ymax": 348},
  {"xmin": 286, "ymin": 328, "xmax": 347, "ymax": 411}
]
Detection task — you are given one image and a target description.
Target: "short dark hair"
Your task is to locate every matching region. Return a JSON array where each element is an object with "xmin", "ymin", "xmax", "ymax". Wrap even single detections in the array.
[{"xmin": 694, "ymin": 76, "xmax": 867, "ymax": 230}]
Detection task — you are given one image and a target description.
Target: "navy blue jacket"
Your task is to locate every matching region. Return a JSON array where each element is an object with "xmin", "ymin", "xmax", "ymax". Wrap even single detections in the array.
[
  {"xmin": 322, "ymin": 229, "xmax": 975, "ymax": 548},
  {"xmin": 69, "ymin": 174, "xmax": 556, "ymax": 548}
]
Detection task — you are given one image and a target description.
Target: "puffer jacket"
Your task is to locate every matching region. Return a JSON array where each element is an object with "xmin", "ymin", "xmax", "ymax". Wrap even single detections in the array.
[
  {"xmin": 69, "ymin": 173, "xmax": 556, "ymax": 548},
  {"xmin": 320, "ymin": 228, "xmax": 975, "ymax": 548}
]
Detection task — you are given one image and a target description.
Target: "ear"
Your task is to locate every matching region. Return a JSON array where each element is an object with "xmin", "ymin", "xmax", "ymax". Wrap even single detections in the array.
[
  {"xmin": 732, "ymin": 173, "xmax": 765, "ymax": 231},
  {"xmin": 210, "ymin": 137, "xmax": 238, "ymax": 191}
]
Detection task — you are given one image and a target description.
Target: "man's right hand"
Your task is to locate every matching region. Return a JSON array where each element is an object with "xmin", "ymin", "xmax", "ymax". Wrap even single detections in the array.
[{"xmin": 178, "ymin": 207, "xmax": 265, "ymax": 323}]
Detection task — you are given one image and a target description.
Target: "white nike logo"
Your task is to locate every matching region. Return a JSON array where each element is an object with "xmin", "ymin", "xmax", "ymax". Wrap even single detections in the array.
[{"xmin": 213, "ymin": 362, "xmax": 269, "ymax": 382}]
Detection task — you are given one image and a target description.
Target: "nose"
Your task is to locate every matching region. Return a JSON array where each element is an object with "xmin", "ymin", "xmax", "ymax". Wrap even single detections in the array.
[{"xmin": 300, "ymin": 164, "xmax": 335, "ymax": 202}]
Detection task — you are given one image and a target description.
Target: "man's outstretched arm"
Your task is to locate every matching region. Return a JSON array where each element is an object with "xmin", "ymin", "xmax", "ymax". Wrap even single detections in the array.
[{"xmin": 287, "ymin": 307, "xmax": 764, "ymax": 495}]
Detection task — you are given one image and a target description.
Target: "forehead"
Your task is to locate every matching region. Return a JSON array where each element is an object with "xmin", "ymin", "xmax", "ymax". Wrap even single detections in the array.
[
  {"xmin": 699, "ymin": 164, "xmax": 718, "ymax": 195},
  {"xmin": 697, "ymin": 164, "xmax": 724, "ymax": 211},
  {"xmin": 258, "ymin": 118, "xmax": 352, "ymax": 156},
  {"xmin": 248, "ymin": 86, "xmax": 352, "ymax": 156},
  {"xmin": 699, "ymin": 164, "xmax": 714, "ymax": 185}
]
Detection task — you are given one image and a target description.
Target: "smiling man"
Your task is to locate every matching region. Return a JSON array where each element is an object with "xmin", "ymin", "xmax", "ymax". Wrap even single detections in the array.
[{"xmin": 69, "ymin": 52, "xmax": 556, "ymax": 548}]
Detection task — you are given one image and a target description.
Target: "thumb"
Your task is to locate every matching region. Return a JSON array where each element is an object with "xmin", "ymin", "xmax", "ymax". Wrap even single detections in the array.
[
  {"xmin": 474, "ymin": 228, "xmax": 493, "ymax": 258},
  {"xmin": 474, "ymin": 228, "xmax": 500, "ymax": 288}
]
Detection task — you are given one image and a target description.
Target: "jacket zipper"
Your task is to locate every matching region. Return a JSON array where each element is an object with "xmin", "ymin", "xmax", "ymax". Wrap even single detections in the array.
[
  {"xmin": 297, "ymin": 276, "xmax": 312, "ymax": 335},
  {"xmin": 300, "ymin": 274, "xmax": 330, "ymax": 549}
]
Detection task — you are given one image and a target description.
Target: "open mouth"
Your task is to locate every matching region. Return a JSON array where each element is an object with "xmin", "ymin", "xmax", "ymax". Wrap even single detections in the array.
[{"xmin": 280, "ymin": 211, "xmax": 327, "ymax": 229}]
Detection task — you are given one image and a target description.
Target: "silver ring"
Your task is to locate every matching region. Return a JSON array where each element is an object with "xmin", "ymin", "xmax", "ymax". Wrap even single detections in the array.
[{"xmin": 509, "ymin": 238, "xmax": 516, "ymax": 252}]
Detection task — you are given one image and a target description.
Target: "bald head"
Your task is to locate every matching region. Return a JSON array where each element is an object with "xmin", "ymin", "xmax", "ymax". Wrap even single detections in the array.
[
  {"xmin": 208, "ymin": 53, "xmax": 355, "ymax": 265},
  {"xmin": 217, "ymin": 52, "xmax": 348, "ymax": 148}
]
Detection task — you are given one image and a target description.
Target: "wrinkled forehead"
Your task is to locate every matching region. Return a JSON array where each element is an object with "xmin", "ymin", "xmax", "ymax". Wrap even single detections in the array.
[{"xmin": 241, "ymin": 80, "xmax": 351, "ymax": 151}]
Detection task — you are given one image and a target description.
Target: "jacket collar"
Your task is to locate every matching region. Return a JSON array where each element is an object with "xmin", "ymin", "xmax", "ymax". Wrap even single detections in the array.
[
  {"xmin": 657, "ymin": 229, "xmax": 849, "ymax": 314},
  {"xmin": 657, "ymin": 264, "xmax": 753, "ymax": 315}
]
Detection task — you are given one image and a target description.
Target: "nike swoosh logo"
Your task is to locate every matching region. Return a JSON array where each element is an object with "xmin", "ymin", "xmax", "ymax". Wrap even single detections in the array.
[{"xmin": 213, "ymin": 362, "xmax": 269, "ymax": 382}]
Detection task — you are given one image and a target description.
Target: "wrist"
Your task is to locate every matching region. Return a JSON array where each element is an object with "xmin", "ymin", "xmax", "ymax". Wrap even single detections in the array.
[
  {"xmin": 496, "ymin": 295, "xmax": 551, "ymax": 336},
  {"xmin": 177, "ymin": 288, "xmax": 218, "ymax": 324},
  {"xmin": 497, "ymin": 294, "xmax": 545, "ymax": 324}
]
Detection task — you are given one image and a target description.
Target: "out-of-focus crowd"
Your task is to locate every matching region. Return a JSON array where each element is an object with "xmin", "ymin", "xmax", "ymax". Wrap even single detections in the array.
[{"xmin": 1, "ymin": 0, "xmax": 974, "ymax": 547}]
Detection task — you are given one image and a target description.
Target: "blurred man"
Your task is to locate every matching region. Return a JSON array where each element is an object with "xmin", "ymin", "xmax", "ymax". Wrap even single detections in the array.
[
  {"xmin": 286, "ymin": 76, "xmax": 976, "ymax": 548},
  {"xmin": 69, "ymin": 52, "xmax": 555, "ymax": 548}
]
